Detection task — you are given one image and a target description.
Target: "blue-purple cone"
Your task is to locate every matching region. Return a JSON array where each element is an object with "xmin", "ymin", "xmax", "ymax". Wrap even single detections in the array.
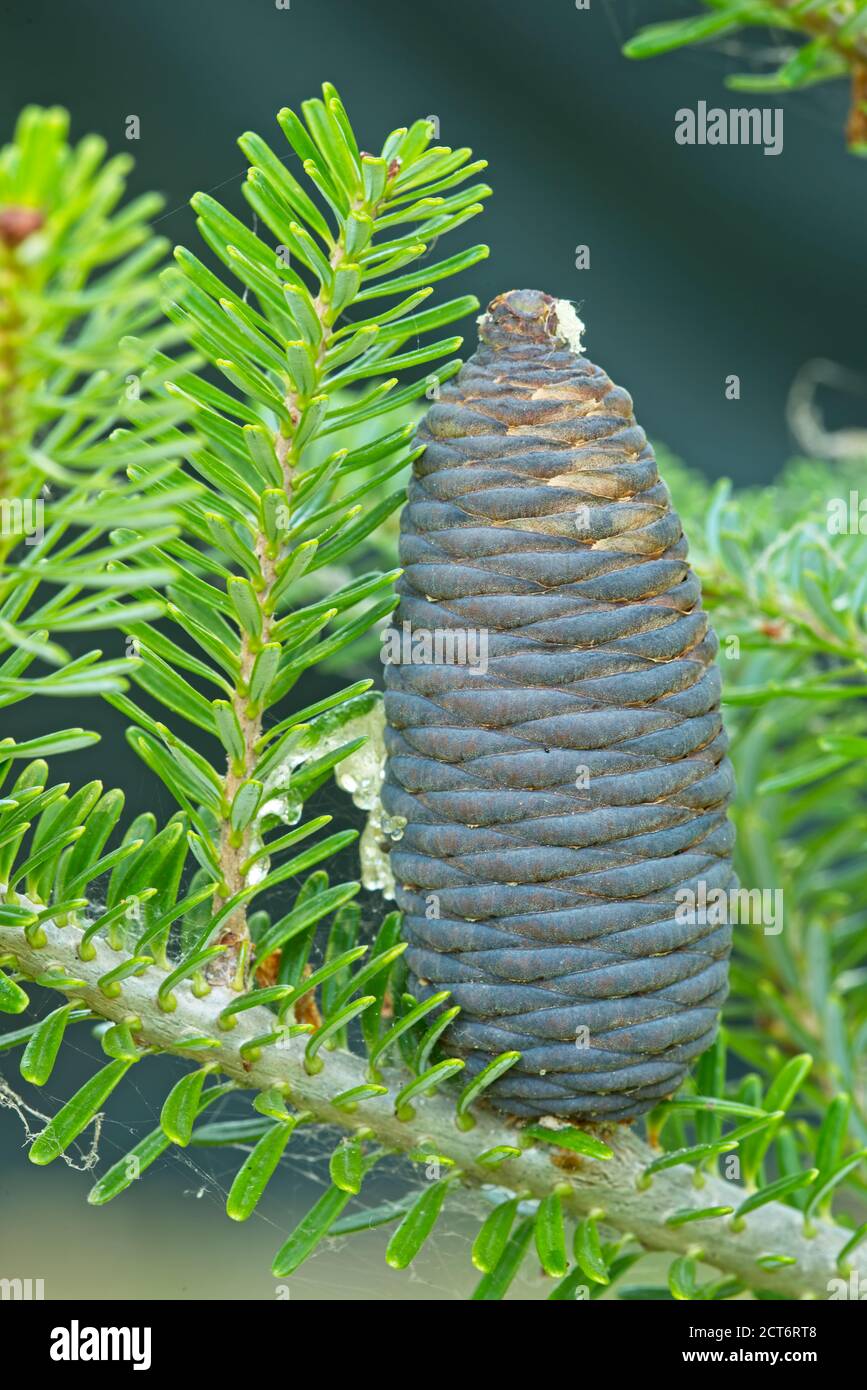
[{"xmin": 382, "ymin": 289, "xmax": 736, "ymax": 1123}]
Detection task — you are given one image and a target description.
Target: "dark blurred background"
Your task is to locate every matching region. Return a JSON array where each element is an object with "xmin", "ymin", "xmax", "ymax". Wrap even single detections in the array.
[{"xmin": 1, "ymin": 0, "xmax": 864, "ymax": 1299}]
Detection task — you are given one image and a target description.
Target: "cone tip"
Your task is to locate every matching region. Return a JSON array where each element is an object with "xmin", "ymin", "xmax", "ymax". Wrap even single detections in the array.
[{"xmin": 477, "ymin": 289, "xmax": 585, "ymax": 355}]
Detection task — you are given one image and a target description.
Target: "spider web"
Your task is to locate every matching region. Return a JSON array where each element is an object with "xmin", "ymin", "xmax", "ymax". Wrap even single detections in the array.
[{"xmin": 1, "ymin": 932, "xmax": 555, "ymax": 1302}]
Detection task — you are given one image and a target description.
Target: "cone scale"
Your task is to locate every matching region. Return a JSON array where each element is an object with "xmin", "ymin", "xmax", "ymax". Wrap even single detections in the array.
[{"xmin": 383, "ymin": 290, "xmax": 736, "ymax": 1122}]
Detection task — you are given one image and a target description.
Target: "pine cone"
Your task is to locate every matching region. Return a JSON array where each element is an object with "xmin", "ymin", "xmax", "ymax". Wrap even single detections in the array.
[{"xmin": 382, "ymin": 289, "xmax": 736, "ymax": 1123}]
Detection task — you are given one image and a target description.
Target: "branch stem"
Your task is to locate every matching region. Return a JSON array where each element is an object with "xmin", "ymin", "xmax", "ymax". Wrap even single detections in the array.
[
  {"xmin": 777, "ymin": 0, "xmax": 867, "ymax": 66},
  {"xmin": 212, "ymin": 188, "xmax": 388, "ymax": 982},
  {"xmin": 2, "ymin": 913, "xmax": 859, "ymax": 1300}
]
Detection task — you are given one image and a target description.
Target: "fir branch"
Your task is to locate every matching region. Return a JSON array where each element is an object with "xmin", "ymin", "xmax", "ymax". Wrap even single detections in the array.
[
  {"xmin": 112, "ymin": 85, "xmax": 490, "ymax": 988},
  {"xmin": 660, "ymin": 451, "xmax": 867, "ymax": 1150},
  {"xmin": 0, "ymin": 910, "xmax": 860, "ymax": 1300},
  {"xmin": 624, "ymin": 0, "xmax": 867, "ymax": 152},
  {"xmin": 0, "ymin": 105, "xmax": 186, "ymax": 711}
]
